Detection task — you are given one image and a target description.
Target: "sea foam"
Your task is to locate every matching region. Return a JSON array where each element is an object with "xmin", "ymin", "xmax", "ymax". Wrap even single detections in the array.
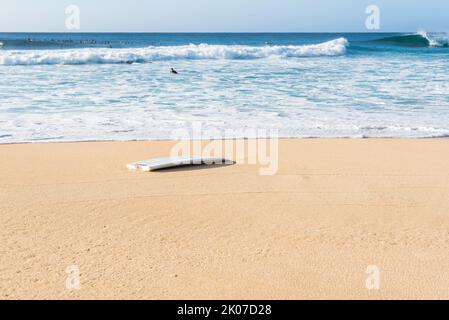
[{"xmin": 0, "ymin": 38, "xmax": 348, "ymax": 66}]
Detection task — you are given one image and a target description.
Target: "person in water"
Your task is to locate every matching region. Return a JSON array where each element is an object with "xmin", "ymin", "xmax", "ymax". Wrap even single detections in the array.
[{"xmin": 170, "ymin": 68, "xmax": 178, "ymax": 74}]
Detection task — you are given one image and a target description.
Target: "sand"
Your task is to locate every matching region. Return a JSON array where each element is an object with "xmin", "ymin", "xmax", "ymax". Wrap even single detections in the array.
[{"xmin": 1, "ymin": 139, "xmax": 449, "ymax": 300}]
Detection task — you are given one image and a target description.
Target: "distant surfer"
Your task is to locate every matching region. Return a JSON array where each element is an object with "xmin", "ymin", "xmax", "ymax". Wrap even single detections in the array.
[{"xmin": 170, "ymin": 68, "xmax": 178, "ymax": 74}]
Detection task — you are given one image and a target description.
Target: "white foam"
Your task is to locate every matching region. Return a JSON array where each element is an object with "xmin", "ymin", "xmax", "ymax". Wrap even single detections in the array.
[{"xmin": 0, "ymin": 38, "xmax": 348, "ymax": 66}]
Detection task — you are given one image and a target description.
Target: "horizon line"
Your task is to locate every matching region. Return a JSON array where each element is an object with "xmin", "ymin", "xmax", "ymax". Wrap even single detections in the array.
[{"xmin": 0, "ymin": 31, "xmax": 420, "ymax": 34}]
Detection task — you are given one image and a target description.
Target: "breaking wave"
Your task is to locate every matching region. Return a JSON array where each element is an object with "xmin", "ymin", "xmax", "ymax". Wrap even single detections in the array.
[
  {"xmin": 375, "ymin": 31, "xmax": 449, "ymax": 48},
  {"xmin": 0, "ymin": 38, "xmax": 348, "ymax": 66}
]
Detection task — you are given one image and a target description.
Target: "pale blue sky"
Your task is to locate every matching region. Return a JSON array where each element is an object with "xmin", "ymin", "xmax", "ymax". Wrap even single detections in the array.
[{"xmin": 0, "ymin": 0, "xmax": 448, "ymax": 32}]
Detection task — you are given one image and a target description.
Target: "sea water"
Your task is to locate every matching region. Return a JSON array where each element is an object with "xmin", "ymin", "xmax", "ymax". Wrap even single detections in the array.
[{"xmin": 1, "ymin": 32, "xmax": 449, "ymax": 143}]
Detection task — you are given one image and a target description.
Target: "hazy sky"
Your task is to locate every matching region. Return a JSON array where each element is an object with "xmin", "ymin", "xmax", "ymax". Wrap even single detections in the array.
[{"xmin": 0, "ymin": 0, "xmax": 448, "ymax": 32}]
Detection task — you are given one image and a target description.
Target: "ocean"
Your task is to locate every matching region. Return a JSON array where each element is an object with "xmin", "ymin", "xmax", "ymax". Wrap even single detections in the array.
[{"xmin": 1, "ymin": 32, "xmax": 449, "ymax": 143}]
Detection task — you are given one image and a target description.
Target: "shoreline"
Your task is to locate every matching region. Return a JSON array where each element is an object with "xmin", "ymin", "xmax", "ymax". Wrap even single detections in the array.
[
  {"xmin": 2, "ymin": 139, "xmax": 449, "ymax": 299},
  {"xmin": 2, "ymin": 135, "xmax": 449, "ymax": 146}
]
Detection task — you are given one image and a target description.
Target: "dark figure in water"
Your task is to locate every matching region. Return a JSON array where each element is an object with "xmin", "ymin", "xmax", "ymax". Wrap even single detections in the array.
[{"xmin": 170, "ymin": 68, "xmax": 178, "ymax": 74}]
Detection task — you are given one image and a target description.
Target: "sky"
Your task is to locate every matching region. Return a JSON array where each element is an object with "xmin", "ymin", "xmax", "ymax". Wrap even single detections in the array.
[{"xmin": 0, "ymin": 0, "xmax": 448, "ymax": 32}]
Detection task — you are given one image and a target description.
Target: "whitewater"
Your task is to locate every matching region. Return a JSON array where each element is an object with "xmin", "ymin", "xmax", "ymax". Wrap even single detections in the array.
[
  {"xmin": 0, "ymin": 38, "xmax": 348, "ymax": 66},
  {"xmin": 1, "ymin": 32, "xmax": 449, "ymax": 142}
]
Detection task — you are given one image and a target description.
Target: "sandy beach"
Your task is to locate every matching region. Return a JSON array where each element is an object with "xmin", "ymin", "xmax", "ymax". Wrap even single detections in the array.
[{"xmin": 1, "ymin": 139, "xmax": 449, "ymax": 300}]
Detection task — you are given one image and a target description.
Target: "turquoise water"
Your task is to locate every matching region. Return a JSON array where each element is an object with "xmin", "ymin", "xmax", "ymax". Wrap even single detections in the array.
[{"xmin": 1, "ymin": 32, "xmax": 449, "ymax": 142}]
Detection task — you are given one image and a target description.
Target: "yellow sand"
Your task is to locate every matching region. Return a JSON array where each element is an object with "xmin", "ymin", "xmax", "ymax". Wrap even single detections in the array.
[{"xmin": 1, "ymin": 139, "xmax": 449, "ymax": 300}]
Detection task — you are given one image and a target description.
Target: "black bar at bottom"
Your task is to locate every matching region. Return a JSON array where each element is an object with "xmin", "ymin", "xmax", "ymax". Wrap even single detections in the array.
[{"xmin": 0, "ymin": 300, "xmax": 446, "ymax": 318}]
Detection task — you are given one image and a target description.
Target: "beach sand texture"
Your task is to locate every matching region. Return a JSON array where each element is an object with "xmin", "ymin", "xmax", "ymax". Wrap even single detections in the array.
[{"xmin": 1, "ymin": 139, "xmax": 449, "ymax": 299}]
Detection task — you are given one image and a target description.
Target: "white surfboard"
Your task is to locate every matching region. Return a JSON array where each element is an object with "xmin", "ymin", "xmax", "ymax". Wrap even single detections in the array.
[{"xmin": 127, "ymin": 156, "xmax": 232, "ymax": 172}]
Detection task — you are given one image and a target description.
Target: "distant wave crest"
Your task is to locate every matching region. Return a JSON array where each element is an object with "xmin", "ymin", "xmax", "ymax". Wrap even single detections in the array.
[
  {"xmin": 0, "ymin": 38, "xmax": 348, "ymax": 66},
  {"xmin": 375, "ymin": 31, "xmax": 449, "ymax": 48}
]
